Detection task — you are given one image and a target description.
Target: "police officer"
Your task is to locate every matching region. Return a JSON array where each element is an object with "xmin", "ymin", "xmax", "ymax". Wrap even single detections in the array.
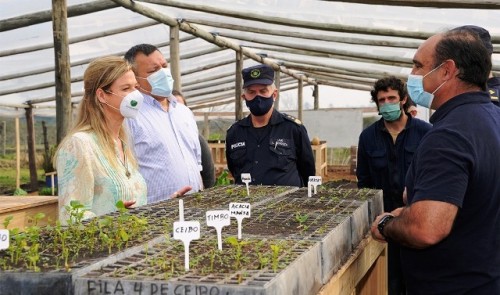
[
  {"xmin": 225, "ymin": 64, "xmax": 315, "ymax": 187},
  {"xmin": 453, "ymin": 25, "xmax": 499, "ymax": 106}
]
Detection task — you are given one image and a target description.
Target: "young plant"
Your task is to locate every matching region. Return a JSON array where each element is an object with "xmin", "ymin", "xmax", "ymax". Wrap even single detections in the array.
[
  {"xmin": 225, "ymin": 236, "xmax": 249, "ymax": 269},
  {"xmin": 270, "ymin": 244, "xmax": 282, "ymax": 273},
  {"xmin": 215, "ymin": 170, "xmax": 231, "ymax": 186},
  {"xmin": 24, "ymin": 212, "xmax": 45, "ymax": 271},
  {"xmin": 295, "ymin": 212, "xmax": 309, "ymax": 230}
]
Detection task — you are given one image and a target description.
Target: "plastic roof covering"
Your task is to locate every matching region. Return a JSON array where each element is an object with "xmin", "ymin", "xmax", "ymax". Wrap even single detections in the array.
[{"xmin": 1, "ymin": 0, "xmax": 499, "ymax": 118}]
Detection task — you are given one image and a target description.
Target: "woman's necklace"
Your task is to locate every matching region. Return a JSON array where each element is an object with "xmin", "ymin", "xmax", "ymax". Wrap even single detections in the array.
[
  {"xmin": 115, "ymin": 138, "xmax": 131, "ymax": 179},
  {"xmin": 123, "ymin": 152, "xmax": 131, "ymax": 179}
]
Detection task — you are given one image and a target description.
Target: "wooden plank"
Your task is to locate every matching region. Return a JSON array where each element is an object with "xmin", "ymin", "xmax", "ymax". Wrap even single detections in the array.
[
  {"xmin": 52, "ymin": 0, "xmax": 73, "ymax": 144},
  {"xmin": 25, "ymin": 107, "xmax": 38, "ymax": 191},
  {"xmin": 318, "ymin": 235, "xmax": 387, "ymax": 295},
  {"xmin": 0, "ymin": 196, "xmax": 59, "ymax": 231},
  {"xmin": 312, "ymin": 142, "xmax": 328, "ymax": 177}
]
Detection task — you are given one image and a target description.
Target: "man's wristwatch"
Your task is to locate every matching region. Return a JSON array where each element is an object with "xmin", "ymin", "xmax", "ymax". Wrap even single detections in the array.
[{"xmin": 377, "ymin": 214, "xmax": 395, "ymax": 238}]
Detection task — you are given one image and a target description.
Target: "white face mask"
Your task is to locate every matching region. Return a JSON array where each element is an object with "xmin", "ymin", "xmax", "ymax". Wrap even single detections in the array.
[
  {"xmin": 104, "ymin": 90, "xmax": 144, "ymax": 119},
  {"xmin": 137, "ymin": 68, "xmax": 174, "ymax": 97}
]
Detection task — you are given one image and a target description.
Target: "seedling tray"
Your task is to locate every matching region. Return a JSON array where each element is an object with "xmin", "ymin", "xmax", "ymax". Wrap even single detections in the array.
[{"xmin": 75, "ymin": 237, "xmax": 322, "ymax": 295}]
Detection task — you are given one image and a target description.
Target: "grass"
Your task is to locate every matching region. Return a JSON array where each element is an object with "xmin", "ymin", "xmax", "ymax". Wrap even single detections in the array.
[
  {"xmin": 327, "ymin": 147, "xmax": 353, "ymax": 166},
  {"xmin": 0, "ymin": 168, "xmax": 45, "ymax": 193}
]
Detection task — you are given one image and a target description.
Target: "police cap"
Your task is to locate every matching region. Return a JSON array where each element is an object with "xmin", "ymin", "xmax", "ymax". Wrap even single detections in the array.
[
  {"xmin": 453, "ymin": 25, "xmax": 493, "ymax": 55},
  {"xmin": 242, "ymin": 64, "xmax": 274, "ymax": 88}
]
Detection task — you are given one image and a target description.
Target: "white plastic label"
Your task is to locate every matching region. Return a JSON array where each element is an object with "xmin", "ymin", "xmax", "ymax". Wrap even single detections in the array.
[
  {"xmin": 173, "ymin": 221, "xmax": 201, "ymax": 241},
  {"xmin": 241, "ymin": 173, "xmax": 251, "ymax": 196},
  {"xmin": 229, "ymin": 202, "xmax": 251, "ymax": 239},
  {"xmin": 179, "ymin": 199, "xmax": 184, "ymax": 222},
  {"xmin": 241, "ymin": 173, "xmax": 251, "ymax": 183},
  {"xmin": 206, "ymin": 210, "xmax": 231, "ymax": 250},
  {"xmin": 308, "ymin": 176, "xmax": 322, "ymax": 197},
  {"xmin": 0, "ymin": 229, "xmax": 9, "ymax": 250},
  {"xmin": 173, "ymin": 221, "xmax": 201, "ymax": 271}
]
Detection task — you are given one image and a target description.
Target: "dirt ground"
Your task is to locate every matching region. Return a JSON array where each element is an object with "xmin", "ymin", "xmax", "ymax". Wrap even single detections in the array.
[{"xmin": 324, "ymin": 166, "xmax": 357, "ymax": 183}]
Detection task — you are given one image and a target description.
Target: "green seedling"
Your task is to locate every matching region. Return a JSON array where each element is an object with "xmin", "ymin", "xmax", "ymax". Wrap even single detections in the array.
[
  {"xmin": 216, "ymin": 170, "xmax": 231, "ymax": 186},
  {"xmin": 225, "ymin": 236, "xmax": 249, "ymax": 269},
  {"xmin": 295, "ymin": 212, "xmax": 309, "ymax": 229},
  {"xmin": 270, "ymin": 244, "xmax": 282, "ymax": 273}
]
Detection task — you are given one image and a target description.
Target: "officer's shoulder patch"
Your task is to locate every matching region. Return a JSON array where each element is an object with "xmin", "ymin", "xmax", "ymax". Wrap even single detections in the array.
[
  {"xmin": 489, "ymin": 88, "xmax": 499, "ymax": 101},
  {"xmin": 283, "ymin": 113, "xmax": 302, "ymax": 125}
]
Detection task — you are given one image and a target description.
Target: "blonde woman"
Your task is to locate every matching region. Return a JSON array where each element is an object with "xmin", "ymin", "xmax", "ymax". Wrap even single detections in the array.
[{"xmin": 55, "ymin": 56, "xmax": 148, "ymax": 223}]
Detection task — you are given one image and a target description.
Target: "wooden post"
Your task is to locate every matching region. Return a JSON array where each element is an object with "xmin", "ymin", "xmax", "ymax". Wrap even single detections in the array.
[
  {"xmin": 313, "ymin": 85, "xmax": 319, "ymax": 110},
  {"xmin": 350, "ymin": 145, "xmax": 358, "ymax": 175},
  {"xmin": 235, "ymin": 51, "xmax": 243, "ymax": 120},
  {"xmin": 15, "ymin": 117, "xmax": 20, "ymax": 189},
  {"xmin": 1, "ymin": 121, "xmax": 5, "ymax": 156},
  {"xmin": 203, "ymin": 113, "xmax": 210, "ymax": 139},
  {"xmin": 42, "ymin": 121, "xmax": 49, "ymax": 157},
  {"xmin": 52, "ymin": 0, "xmax": 72, "ymax": 144},
  {"xmin": 169, "ymin": 25, "xmax": 182, "ymax": 92},
  {"xmin": 298, "ymin": 76, "xmax": 303, "ymax": 121},
  {"xmin": 274, "ymin": 69, "xmax": 281, "ymax": 111},
  {"xmin": 25, "ymin": 107, "xmax": 38, "ymax": 191}
]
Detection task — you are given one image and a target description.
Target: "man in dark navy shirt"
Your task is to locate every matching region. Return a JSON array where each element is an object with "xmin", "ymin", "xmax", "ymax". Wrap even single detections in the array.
[
  {"xmin": 371, "ymin": 29, "xmax": 500, "ymax": 294},
  {"xmin": 225, "ymin": 64, "xmax": 315, "ymax": 187},
  {"xmin": 357, "ymin": 76, "xmax": 431, "ymax": 295},
  {"xmin": 453, "ymin": 25, "xmax": 500, "ymax": 106}
]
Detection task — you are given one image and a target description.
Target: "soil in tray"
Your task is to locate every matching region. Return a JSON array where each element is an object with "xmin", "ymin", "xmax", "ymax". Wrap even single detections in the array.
[
  {"xmin": 83, "ymin": 236, "xmax": 316, "ymax": 284},
  {"xmin": 322, "ymin": 179, "xmax": 358, "ymax": 189},
  {"xmin": 200, "ymin": 189, "xmax": 362, "ymax": 240},
  {"xmin": 214, "ymin": 187, "xmax": 374, "ymax": 240},
  {"xmin": 178, "ymin": 185, "xmax": 295, "ymax": 209}
]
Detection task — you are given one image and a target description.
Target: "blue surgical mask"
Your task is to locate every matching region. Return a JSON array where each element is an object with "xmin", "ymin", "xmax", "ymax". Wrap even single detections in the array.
[
  {"xmin": 245, "ymin": 94, "xmax": 274, "ymax": 116},
  {"xmin": 378, "ymin": 102, "xmax": 401, "ymax": 122},
  {"xmin": 138, "ymin": 68, "xmax": 174, "ymax": 97},
  {"xmin": 407, "ymin": 63, "xmax": 446, "ymax": 109}
]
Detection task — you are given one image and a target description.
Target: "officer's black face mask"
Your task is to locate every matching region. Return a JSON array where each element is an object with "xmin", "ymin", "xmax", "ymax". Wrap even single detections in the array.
[{"xmin": 245, "ymin": 94, "xmax": 274, "ymax": 116}]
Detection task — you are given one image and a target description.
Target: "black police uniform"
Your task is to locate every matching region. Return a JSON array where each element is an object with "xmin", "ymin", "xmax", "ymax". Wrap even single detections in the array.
[
  {"xmin": 226, "ymin": 109, "xmax": 315, "ymax": 187},
  {"xmin": 488, "ymin": 76, "xmax": 500, "ymax": 106}
]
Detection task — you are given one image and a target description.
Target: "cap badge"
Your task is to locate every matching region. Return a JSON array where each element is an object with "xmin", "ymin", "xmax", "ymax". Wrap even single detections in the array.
[{"xmin": 250, "ymin": 69, "xmax": 261, "ymax": 78}]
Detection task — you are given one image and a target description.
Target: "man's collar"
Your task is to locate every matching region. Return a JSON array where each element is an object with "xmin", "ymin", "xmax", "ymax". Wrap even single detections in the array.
[
  {"xmin": 142, "ymin": 92, "xmax": 177, "ymax": 109},
  {"xmin": 430, "ymin": 91, "xmax": 490, "ymax": 124},
  {"xmin": 239, "ymin": 109, "xmax": 281, "ymax": 127}
]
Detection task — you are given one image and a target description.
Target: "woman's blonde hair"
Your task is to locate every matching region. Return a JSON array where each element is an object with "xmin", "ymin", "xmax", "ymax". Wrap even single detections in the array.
[{"xmin": 56, "ymin": 56, "xmax": 137, "ymax": 169}]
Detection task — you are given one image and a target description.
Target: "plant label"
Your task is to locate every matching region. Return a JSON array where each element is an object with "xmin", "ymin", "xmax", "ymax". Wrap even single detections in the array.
[
  {"xmin": 0, "ymin": 229, "xmax": 9, "ymax": 250},
  {"xmin": 241, "ymin": 173, "xmax": 251, "ymax": 196},
  {"xmin": 308, "ymin": 176, "xmax": 322, "ymax": 197},
  {"xmin": 229, "ymin": 202, "xmax": 251, "ymax": 239},
  {"xmin": 173, "ymin": 221, "xmax": 201, "ymax": 271},
  {"xmin": 206, "ymin": 210, "xmax": 231, "ymax": 250},
  {"xmin": 179, "ymin": 199, "xmax": 184, "ymax": 222},
  {"xmin": 173, "ymin": 221, "xmax": 200, "ymax": 240}
]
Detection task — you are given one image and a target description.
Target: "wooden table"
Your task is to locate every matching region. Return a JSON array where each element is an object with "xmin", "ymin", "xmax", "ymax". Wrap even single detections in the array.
[
  {"xmin": 0, "ymin": 196, "xmax": 58, "ymax": 231},
  {"xmin": 318, "ymin": 235, "xmax": 387, "ymax": 295}
]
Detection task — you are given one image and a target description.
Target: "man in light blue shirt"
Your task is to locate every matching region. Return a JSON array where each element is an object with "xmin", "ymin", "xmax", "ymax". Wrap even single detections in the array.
[{"xmin": 124, "ymin": 44, "xmax": 202, "ymax": 203}]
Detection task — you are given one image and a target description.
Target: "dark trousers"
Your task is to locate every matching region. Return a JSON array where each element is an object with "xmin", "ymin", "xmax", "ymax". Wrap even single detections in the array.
[{"xmin": 388, "ymin": 241, "xmax": 406, "ymax": 295}]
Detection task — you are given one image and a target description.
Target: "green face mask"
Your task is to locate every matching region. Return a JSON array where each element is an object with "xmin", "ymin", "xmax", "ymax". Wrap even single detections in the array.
[{"xmin": 379, "ymin": 102, "xmax": 401, "ymax": 122}]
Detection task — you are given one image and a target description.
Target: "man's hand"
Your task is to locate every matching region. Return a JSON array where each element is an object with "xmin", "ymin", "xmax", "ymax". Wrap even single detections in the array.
[
  {"xmin": 371, "ymin": 213, "xmax": 393, "ymax": 243},
  {"xmin": 171, "ymin": 186, "xmax": 192, "ymax": 198}
]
